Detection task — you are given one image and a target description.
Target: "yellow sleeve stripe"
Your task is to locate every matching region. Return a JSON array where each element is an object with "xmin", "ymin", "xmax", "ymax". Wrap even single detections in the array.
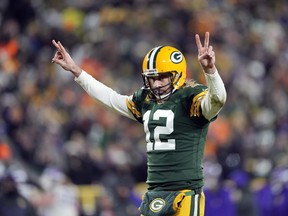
[
  {"xmin": 190, "ymin": 90, "xmax": 208, "ymax": 117},
  {"xmin": 126, "ymin": 98, "xmax": 142, "ymax": 118}
]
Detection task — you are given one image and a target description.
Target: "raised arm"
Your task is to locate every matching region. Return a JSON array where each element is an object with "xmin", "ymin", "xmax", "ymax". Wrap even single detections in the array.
[
  {"xmin": 195, "ymin": 32, "xmax": 227, "ymax": 120},
  {"xmin": 51, "ymin": 40, "xmax": 135, "ymax": 119}
]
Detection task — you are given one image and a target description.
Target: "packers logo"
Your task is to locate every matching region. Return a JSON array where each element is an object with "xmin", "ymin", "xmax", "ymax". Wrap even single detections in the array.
[
  {"xmin": 170, "ymin": 51, "xmax": 183, "ymax": 64},
  {"xmin": 149, "ymin": 198, "xmax": 165, "ymax": 212}
]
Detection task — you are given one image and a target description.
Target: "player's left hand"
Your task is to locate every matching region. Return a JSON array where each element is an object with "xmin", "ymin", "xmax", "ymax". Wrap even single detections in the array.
[{"xmin": 195, "ymin": 32, "xmax": 216, "ymax": 74}]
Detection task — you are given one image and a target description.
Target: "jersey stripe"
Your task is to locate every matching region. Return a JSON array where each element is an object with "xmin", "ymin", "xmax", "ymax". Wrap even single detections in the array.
[
  {"xmin": 199, "ymin": 192, "xmax": 205, "ymax": 216},
  {"xmin": 193, "ymin": 194, "xmax": 199, "ymax": 216},
  {"xmin": 126, "ymin": 98, "xmax": 142, "ymax": 118},
  {"xmin": 190, "ymin": 90, "xmax": 208, "ymax": 117},
  {"xmin": 147, "ymin": 46, "xmax": 164, "ymax": 70}
]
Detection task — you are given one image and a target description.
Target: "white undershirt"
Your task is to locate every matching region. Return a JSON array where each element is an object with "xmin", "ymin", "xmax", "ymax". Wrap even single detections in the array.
[
  {"xmin": 74, "ymin": 70, "xmax": 226, "ymax": 121},
  {"xmin": 201, "ymin": 71, "xmax": 227, "ymax": 120}
]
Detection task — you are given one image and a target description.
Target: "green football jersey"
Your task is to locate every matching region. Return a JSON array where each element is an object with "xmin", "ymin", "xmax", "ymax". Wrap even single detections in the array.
[{"xmin": 127, "ymin": 83, "xmax": 212, "ymax": 191}]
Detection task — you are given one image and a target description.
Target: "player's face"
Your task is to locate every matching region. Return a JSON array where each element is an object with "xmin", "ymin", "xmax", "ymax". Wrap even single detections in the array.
[{"xmin": 147, "ymin": 73, "xmax": 172, "ymax": 96}]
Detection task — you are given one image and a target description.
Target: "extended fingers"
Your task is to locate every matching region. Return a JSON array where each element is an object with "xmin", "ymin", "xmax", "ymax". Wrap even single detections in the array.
[
  {"xmin": 204, "ymin": 32, "xmax": 209, "ymax": 48},
  {"xmin": 57, "ymin": 41, "xmax": 66, "ymax": 53},
  {"xmin": 52, "ymin": 40, "xmax": 60, "ymax": 50},
  {"xmin": 52, "ymin": 40, "xmax": 67, "ymax": 63},
  {"xmin": 195, "ymin": 32, "xmax": 210, "ymax": 53},
  {"xmin": 195, "ymin": 34, "xmax": 202, "ymax": 51},
  {"xmin": 52, "ymin": 40, "xmax": 66, "ymax": 53}
]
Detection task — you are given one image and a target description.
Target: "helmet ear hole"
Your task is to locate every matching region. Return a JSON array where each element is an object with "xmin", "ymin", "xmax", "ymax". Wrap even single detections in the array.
[
  {"xmin": 175, "ymin": 73, "xmax": 180, "ymax": 80},
  {"xmin": 142, "ymin": 75, "xmax": 149, "ymax": 89}
]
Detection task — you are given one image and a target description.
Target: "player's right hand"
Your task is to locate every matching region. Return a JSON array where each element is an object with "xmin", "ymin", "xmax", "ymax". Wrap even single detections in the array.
[{"xmin": 52, "ymin": 40, "xmax": 82, "ymax": 77}]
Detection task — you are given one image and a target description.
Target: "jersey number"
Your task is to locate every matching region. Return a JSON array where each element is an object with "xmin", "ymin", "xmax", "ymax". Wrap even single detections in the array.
[{"xmin": 143, "ymin": 110, "xmax": 176, "ymax": 151}]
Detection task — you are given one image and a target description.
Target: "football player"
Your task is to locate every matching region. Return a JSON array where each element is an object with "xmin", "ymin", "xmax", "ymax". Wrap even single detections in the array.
[{"xmin": 52, "ymin": 32, "xmax": 227, "ymax": 216}]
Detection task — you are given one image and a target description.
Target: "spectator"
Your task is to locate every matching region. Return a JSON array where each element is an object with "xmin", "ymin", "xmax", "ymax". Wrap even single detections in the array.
[
  {"xmin": 0, "ymin": 1, "xmax": 288, "ymax": 215},
  {"xmin": 0, "ymin": 174, "xmax": 38, "ymax": 216}
]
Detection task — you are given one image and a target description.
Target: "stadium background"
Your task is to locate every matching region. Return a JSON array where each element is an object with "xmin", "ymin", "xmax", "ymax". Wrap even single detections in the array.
[{"xmin": 0, "ymin": 0, "xmax": 287, "ymax": 215}]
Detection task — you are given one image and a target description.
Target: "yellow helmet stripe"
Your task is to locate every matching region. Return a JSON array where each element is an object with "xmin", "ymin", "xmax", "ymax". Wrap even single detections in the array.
[{"xmin": 147, "ymin": 46, "xmax": 164, "ymax": 70}]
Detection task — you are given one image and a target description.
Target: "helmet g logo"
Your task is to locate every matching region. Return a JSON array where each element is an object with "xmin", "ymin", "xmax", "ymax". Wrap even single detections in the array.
[
  {"xmin": 149, "ymin": 198, "xmax": 165, "ymax": 212},
  {"xmin": 171, "ymin": 51, "xmax": 183, "ymax": 64}
]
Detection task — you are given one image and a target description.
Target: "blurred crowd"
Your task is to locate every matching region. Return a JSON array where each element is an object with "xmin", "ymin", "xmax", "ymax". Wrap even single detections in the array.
[{"xmin": 0, "ymin": 0, "xmax": 288, "ymax": 215}]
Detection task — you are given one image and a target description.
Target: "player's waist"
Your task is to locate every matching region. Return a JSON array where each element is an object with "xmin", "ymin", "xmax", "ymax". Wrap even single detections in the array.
[
  {"xmin": 147, "ymin": 166, "xmax": 202, "ymax": 179},
  {"xmin": 147, "ymin": 179, "xmax": 204, "ymax": 191}
]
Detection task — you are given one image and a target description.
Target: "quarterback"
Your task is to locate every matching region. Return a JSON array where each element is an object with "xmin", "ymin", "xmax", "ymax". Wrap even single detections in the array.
[{"xmin": 52, "ymin": 32, "xmax": 226, "ymax": 216}]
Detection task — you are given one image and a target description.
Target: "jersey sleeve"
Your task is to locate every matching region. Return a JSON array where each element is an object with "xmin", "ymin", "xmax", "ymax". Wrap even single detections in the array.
[
  {"xmin": 187, "ymin": 70, "xmax": 226, "ymax": 122},
  {"xmin": 189, "ymin": 85, "xmax": 209, "ymax": 118},
  {"xmin": 126, "ymin": 88, "xmax": 145, "ymax": 124},
  {"xmin": 201, "ymin": 71, "xmax": 227, "ymax": 121}
]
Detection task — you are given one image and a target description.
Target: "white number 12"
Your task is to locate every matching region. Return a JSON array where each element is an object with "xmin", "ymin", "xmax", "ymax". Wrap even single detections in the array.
[{"xmin": 143, "ymin": 110, "xmax": 176, "ymax": 151}]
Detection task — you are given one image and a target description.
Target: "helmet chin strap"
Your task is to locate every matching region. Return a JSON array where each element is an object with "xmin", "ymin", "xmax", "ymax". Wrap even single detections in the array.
[
  {"xmin": 155, "ymin": 89, "xmax": 176, "ymax": 101},
  {"xmin": 150, "ymin": 82, "xmax": 175, "ymax": 102}
]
